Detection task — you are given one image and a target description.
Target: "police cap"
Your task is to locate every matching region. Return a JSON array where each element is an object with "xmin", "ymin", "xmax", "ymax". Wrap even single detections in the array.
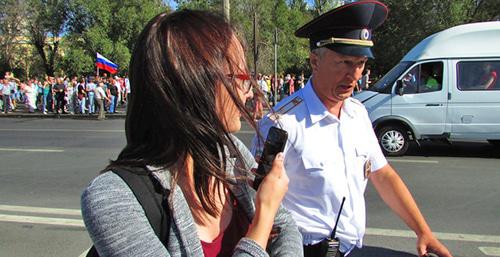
[{"xmin": 295, "ymin": 1, "xmax": 388, "ymax": 58}]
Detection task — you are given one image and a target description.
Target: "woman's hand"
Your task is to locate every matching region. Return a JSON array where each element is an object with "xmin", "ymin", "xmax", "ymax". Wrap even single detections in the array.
[
  {"xmin": 255, "ymin": 153, "xmax": 288, "ymax": 216},
  {"xmin": 246, "ymin": 153, "xmax": 288, "ymax": 249}
]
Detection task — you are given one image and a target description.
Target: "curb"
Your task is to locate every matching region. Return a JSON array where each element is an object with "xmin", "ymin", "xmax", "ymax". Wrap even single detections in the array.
[{"xmin": 0, "ymin": 112, "xmax": 126, "ymax": 120}]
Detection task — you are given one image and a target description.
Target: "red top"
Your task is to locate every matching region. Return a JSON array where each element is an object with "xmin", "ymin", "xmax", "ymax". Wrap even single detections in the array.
[
  {"xmin": 485, "ymin": 71, "xmax": 497, "ymax": 90},
  {"xmin": 200, "ymin": 199, "xmax": 250, "ymax": 257}
]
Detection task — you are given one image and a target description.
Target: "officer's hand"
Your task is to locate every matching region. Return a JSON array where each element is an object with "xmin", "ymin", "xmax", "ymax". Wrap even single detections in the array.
[
  {"xmin": 417, "ymin": 233, "xmax": 453, "ymax": 257},
  {"xmin": 254, "ymin": 152, "xmax": 288, "ymax": 217}
]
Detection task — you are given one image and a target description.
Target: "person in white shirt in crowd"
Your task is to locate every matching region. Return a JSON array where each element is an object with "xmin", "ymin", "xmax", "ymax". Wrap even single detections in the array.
[
  {"xmin": 1, "ymin": 78, "xmax": 11, "ymax": 113},
  {"xmin": 361, "ymin": 68, "xmax": 371, "ymax": 90},
  {"xmin": 257, "ymin": 73, "xmax": 269, "ymax": 102},
  {"xmin": 94, "ymin": 81, "xmax": 109, "ymax": 120}
]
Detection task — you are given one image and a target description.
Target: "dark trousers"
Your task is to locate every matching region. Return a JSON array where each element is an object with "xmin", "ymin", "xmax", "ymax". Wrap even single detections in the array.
[
  {"xmin": 304, "ymin": 241, "xmax": 345, "ymax": 257},
  {"xmin": 55, "ymin": 93, "xmax": 65, "ymax": 113}
]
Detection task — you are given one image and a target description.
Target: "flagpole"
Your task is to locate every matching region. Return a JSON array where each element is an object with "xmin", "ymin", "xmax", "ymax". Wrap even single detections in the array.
[{"xmin": 97, "ymin": 67, "xmax": 99, "ymax": 77}]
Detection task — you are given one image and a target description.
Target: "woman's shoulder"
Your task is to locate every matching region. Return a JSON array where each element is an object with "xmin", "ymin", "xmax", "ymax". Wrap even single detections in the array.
[
  {"xmin": 81, "ymin": 171, "xmax": 170, "ymax": 256},
  {"xmin": 81, "ymin": 171, "xmax": 135, "ymax": 210}
]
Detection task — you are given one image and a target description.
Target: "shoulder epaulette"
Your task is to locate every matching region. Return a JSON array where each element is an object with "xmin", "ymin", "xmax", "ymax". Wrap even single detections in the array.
[{"xmin": 269, "ymin": 96, "xmax": 304, "ymax": 122}]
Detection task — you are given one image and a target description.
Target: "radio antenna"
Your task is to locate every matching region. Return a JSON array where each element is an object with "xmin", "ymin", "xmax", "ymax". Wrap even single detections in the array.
[{"xmin": 330, "ymin": 197, "xmax": 346, "ymax": 239}]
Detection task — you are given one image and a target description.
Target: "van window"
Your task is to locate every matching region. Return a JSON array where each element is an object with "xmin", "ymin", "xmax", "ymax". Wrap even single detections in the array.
[
  {"xmin": 401, "ymin": 62, "xmax": 443, "ymax": 94},
  {"xmin": 370, "ymin": 61, "xmax": 414, "ymax": 94},
  {"xmin": 457, "ymin": 61, "xmax": 499, "ymax": 91}
]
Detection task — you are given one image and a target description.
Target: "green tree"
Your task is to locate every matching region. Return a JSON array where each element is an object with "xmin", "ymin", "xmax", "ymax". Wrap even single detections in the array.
[
  {"xmin": 63, "ymin": 0, "xmax": 167, "ymax": 76},
  {"xmin": 372, "ymin": 0, "xmax": 500, "ymax": 78},
  {"xmin": 175, "ymin": 0, "xmax": 220, "ymax": 10},
  {"xmin": 26, "ymin": 0, "xmax": 70, "ymax": 76},
  {"xmin": 313, "ymin": 0, "xmax": 345, "ymax": 16},
  {"xmin": 0, "ymin": 0, "xmax": 27, "ymax": 73}
]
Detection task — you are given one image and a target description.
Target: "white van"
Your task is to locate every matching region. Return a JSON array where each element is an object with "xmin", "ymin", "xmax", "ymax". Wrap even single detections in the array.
[{"xmin": 354, "ymin": 21, "xmax": 500, "ymax": 156}]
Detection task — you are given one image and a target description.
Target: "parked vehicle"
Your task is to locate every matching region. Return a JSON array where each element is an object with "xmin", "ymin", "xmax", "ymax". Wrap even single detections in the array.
[{"xmin": 355, "ymin": 21, "xmax": 500, "ymax": 156}]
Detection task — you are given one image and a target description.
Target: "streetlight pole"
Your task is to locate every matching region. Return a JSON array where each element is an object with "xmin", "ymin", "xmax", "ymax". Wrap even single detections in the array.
[
  {"xmin": 274, "ymin": 27, "xmax": 278, "ymax": 106},
  {"xmin": 253, "ymin": 10, "xmax": 258, "ymax": 78},
  {"xmin": 222, "ymin": 0, "xmax": 230, "ymax": 21}
]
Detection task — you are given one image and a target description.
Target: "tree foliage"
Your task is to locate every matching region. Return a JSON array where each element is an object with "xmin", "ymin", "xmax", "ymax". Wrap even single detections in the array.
[
  {"xmin": 25, "ymin": 0, "xmax": 70, "ymax": 76},
  {"xmin": 0, "ymin": 0, "xmax": 27, "ymax": 73},
  {"xmin": 61, "ymin": 0, "xmax": 167, "ymax": 76},
  {"xmin": 373, "ymin": 0, "xmax": 500, "ymax": 78}
]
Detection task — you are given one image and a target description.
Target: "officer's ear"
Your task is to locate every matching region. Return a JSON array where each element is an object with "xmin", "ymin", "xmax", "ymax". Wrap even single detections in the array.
[{"xmin": 310, "ymin": 51, "xmax": 320, "ymax": 73}]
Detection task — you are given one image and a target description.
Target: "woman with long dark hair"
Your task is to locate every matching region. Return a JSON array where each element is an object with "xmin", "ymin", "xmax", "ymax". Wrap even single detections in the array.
[{"xmin": 81, "ymin": 10, "xmax": 302, "ymax": 257}]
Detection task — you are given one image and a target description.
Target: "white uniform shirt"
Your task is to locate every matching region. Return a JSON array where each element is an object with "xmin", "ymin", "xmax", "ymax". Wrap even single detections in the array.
[{"xmin": 252, "ymin": 80, "xmax": 387, "ymax": 250}]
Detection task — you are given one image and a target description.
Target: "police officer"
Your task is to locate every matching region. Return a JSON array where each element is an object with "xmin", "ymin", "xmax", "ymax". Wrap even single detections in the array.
[{"xmin": 252, "ymin": 2, "xmax": 453, "ymax": 257}]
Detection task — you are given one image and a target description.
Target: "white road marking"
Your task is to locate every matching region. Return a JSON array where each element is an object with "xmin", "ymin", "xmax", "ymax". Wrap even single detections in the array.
[
  {"xmin": 0, "ymin": 148, "xmax": 64, "ymax": 153},
  {"xmin": 0, "ymin": 205, "xmax": 81, "ymax": 216},
  {"xmin": 387, "ymin": 158, "xmax": 439, "ymax": 164},
  {"xmin": 367, "ymin": 228, "xmax": 500, "ymax": 243},
  {"xmin": 78, "ymin": 248, "xmax": 91, "ymax": 257},
  {"xmin": 0, "ymin": 214, "xmax": 84, "ymax": 227},
  {"xmin": 0, "ymin": 128, "xmax": 123, "ymax": 133},
  {"xmin": 2, "ymin": 206, "xmax": 500, "ymax": 245},
  {"xmin": 479, "ymin": 247, "xmax": 500, "ymax": 256}
]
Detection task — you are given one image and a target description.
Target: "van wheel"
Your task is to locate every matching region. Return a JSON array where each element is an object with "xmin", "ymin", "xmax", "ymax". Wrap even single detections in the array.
[
  {"xmin": 377, "ymin": 126, "xmax": 410, "ymax": 156},
  {"xmin": 488, "ymin": 140, "xmax": 500, "ymax": 147}
]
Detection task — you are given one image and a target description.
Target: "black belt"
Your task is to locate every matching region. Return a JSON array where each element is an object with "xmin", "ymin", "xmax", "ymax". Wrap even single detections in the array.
[{"xmin": 303, "ymin": 240, "xmax": 345, "ymax": 257}]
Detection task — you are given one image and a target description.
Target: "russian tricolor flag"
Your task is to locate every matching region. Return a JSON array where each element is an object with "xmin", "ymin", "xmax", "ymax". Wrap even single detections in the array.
[{"xmin": 96, "ymin": 53, "xmax": 118, "ymax": 74}]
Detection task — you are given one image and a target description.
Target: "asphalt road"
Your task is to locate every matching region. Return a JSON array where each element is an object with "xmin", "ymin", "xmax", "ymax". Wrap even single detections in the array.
[{"xmin": 0, "ymin": 118, "xmax": 498, "ymax": 257}]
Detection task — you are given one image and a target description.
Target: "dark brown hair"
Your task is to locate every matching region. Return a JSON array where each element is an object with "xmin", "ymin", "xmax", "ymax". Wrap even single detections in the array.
[{"xmin": 109, "ymin": 10, "xmax": 256, "ymax": 217}]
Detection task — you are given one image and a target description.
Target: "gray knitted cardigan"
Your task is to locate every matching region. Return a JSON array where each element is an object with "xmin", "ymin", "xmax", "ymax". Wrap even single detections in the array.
[{"xmin": 81, "ymin": 136, "xmax": 303, "ymax": 257}]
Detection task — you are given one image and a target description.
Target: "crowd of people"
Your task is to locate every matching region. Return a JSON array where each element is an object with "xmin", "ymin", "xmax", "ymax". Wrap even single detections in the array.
[
  {"xmin": 0, "ymin": 72, "xmax": 130, "ymax": 119},
  {"xmin": 249, "ymin": 72, "xmax": 306, "ymax": 120}
]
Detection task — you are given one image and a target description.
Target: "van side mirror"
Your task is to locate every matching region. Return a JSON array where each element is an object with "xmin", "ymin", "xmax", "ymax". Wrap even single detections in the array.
[{"xmin": 396, "ymin": 80, "xmax": 404, "ymax": 96}]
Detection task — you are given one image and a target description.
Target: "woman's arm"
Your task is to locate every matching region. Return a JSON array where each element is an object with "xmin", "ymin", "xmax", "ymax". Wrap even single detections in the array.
[
  {"xmin": 81, "ymin": 172, "xmax": 170, "ymax": 257},
  {"xmin": 234, "ymin": 153, "xmax": 303, "ymax": 257}
]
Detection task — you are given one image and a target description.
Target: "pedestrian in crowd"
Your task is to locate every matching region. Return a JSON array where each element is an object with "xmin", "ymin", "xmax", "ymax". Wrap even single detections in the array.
[
  {"xmin": 361, "ymin": 68, "xmax": 371, "ymax": 90},
  {"xmin": 4, "ymin": 72, "xmax": 19, "ymax": 113},
  {"xmin": 94, "ymin": 81, "xmax": 108, "ymax": 120},
  {"xmin": 107, "ymin": 77, "xmax": 118, "ymax": 113},
  {"xmin": 46, "ymin": 76, "xmax": 55, "ymax": 112},
  {"xmin": 77, "ymin": 78, "xmax": 87, "ymax": 114},
  {"xmin": 113, "ymin": 76, "xmax": 121, "ymax": 109},
  {"xmin": 252, "ymin": 86, "xmax": 264, "ymax": 121},
  {"xmin": 277, "ymin": 74, "xmax": 284, "ymax": 101},
  {"xmin": 297, "ymin": 74, "xmax": 305, "ymax": 90},
  {"xmin": 23, "ymin": 80, "xmax": 36, "ymax": 113},
  {"xmin": 7, "ymin": 72, "xmax": 19, "ymax": 110},
  {"xmin": 283, "ymin": 74, "xmax": 291, "ymax": 96},
  {"xmin": 66, "ymin": 77, "xmax": 76, "ymax": 114},
  {"xmin": 81, "ymin": 9, "xmax": 302, "ymax": 257},
  {"xmin": 257, "ymin": 73, "xmax": 269, "ymax": 102},
  {"xmin": 86, "ymin": 78, "xmax": 96, "ymax": 114},
  {"xmin": 1, "ymin": 77, "xmax": 12, "ymax": 113},
  {"xmin": 124, "ymin": 75, "xmax": 131, "ymax": 103},
  {"xmin": 53, "ymin": 78, "xmax": 66, "ymax": 114},
  {"xmin": 252, "ymin": 2, "xmax": 453, "ymax": 257}
]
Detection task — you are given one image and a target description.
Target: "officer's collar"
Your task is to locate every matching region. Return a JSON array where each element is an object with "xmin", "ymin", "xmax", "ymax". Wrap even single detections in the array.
[{"xmin": 303, "ymin": 79, "xmax": 356, "ymax": 124}]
